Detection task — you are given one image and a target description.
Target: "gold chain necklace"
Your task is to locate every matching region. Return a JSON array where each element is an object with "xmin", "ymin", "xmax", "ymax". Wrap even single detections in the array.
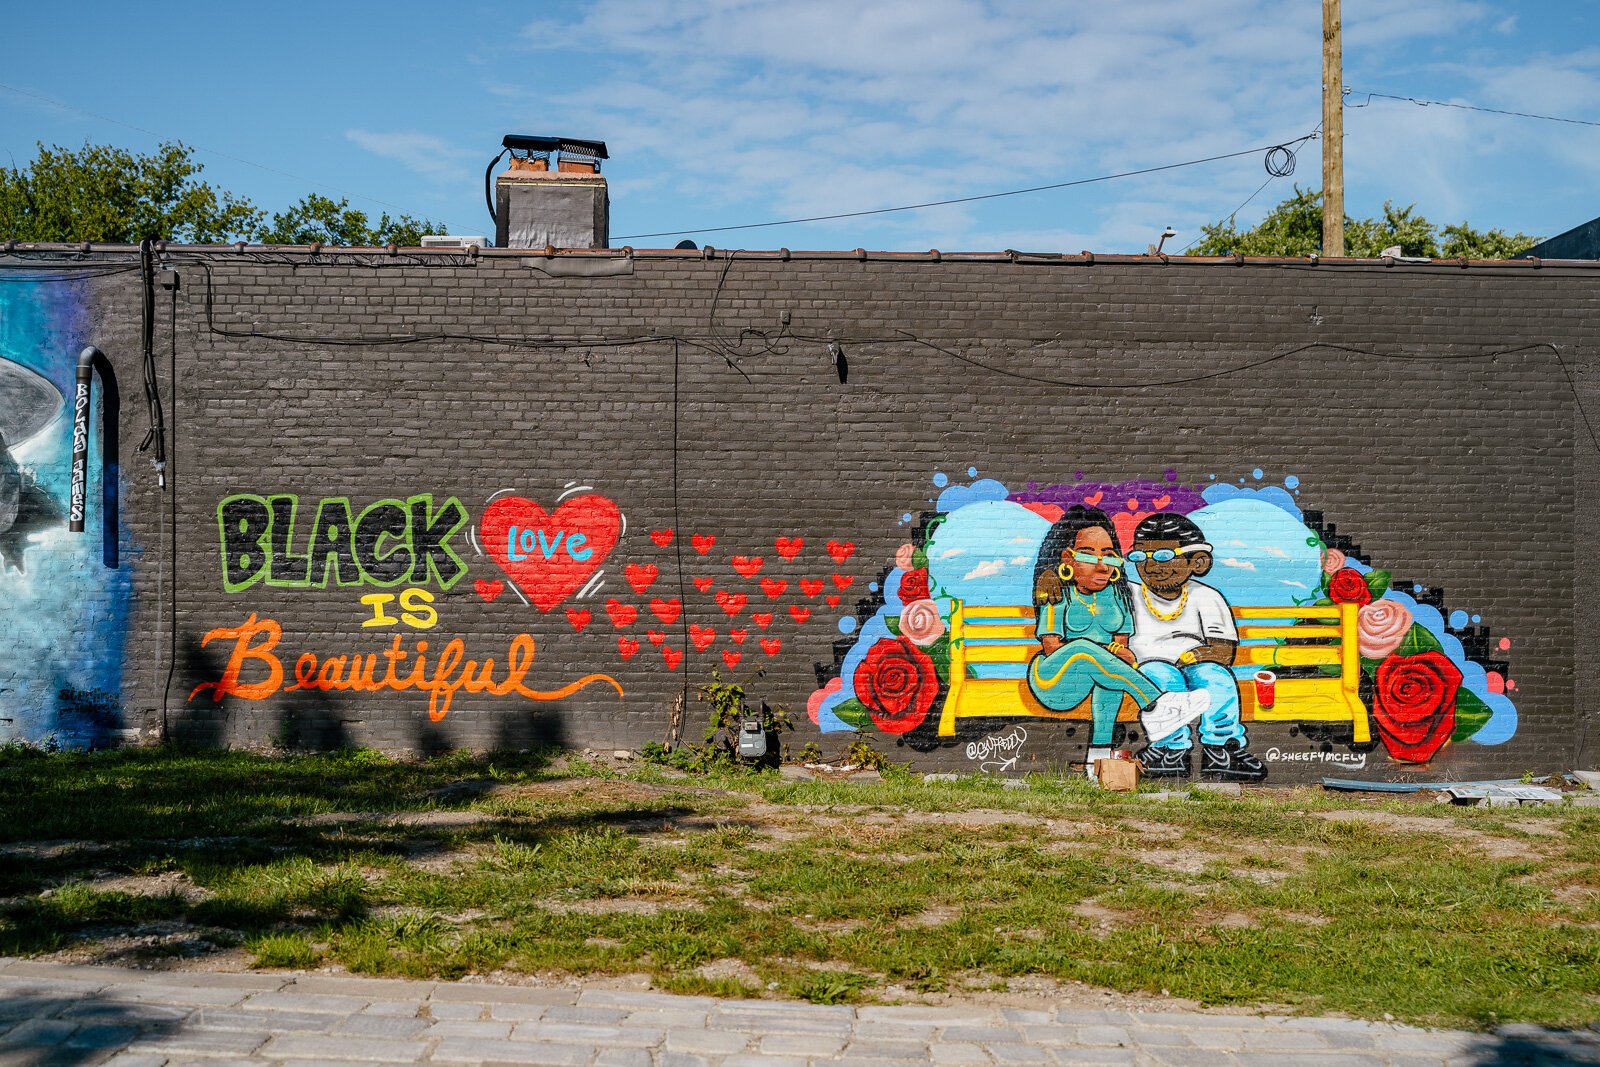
[
  {"xmin": 1141, "ymin": 584, "xmax": 1188, "ymax": 622},
  {"xmin": 1070, "ymin": 586, "xmax": 1099, "ymax": 616}
]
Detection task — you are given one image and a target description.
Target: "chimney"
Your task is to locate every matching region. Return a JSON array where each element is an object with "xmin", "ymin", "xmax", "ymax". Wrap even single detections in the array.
[{"xmin": 494, "ymin": 135, "xmax": 609, "ymax": 249}]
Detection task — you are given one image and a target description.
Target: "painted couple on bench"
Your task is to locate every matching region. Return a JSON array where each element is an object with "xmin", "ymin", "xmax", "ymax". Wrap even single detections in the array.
[{"xmin": 1028, "ymin": 506, "xmax": 1265, "ymax": 781}]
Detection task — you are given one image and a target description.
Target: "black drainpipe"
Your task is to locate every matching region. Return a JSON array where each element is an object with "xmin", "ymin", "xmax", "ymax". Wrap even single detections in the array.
[{"xmin": 68, "ymin": 345, "xmax": 119, "ymax": 567}]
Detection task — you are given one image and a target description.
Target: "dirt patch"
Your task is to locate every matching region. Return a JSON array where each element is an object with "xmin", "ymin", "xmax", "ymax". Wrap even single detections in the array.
[
  {"xmin": 1071, "ymin": 901, "xmax": 1139, "ymax": 934},
  {"xmin": 695, "ymin": 957, "xmax": 764, "ymax": 986},
  {"xmin": 88, "ymin": 871, "xmax": 212, "ymax": 903},
  {"xmin": 542, "ymin": 898, "xmax": 669, "ymax": 916}
]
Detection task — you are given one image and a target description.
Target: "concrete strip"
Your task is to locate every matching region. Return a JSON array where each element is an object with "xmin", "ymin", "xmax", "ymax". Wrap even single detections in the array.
[{"xmin": 259, "ymin": 1033, "xmax": 431, "ymax": 1061}]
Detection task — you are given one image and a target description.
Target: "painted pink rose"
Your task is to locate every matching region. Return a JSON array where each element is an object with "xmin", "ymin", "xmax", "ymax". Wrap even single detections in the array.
[
  {"xmin": 1322, "ymin": 548, "xmax": 1347, "ymax": 574},
  {"xmin": 894, "ymin": 543, "xmax": 917, "ymax": 570},
  {"xmin": 899, "ymin": 598, "xmax": 946, "ymax": 647},
  {"xmin": 1357, "ymin": 599, "xmax": 1413, "ymax": 660}
]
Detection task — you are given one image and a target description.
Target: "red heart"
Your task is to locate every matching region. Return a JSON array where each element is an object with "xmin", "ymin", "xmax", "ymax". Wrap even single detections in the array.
[
  {"xmin": 617, "ymin": 636, "xmax": 640, "ymax": 660},
  {"xmin": 788, "ymin": 605, "xmax": 811, "ymax": 624},
  {"xmin": 691, "ymin": 534, "xmax": 715, "ymax": 555},
  {"xmin": 565, "ymin": 608, "xmax": 591, "ymax": 632},
  {"xmin": 831, "ymin": 574, "xmax": 854, "ymax": 589},
  {"xmin": 650, "ymin": 528, "xmax": 675, "ymax": 547},
  {"xmin": 729, "ymin": 628, "xmax": 747, "ymax": 644},
  {"xmin": 826, "ymin": 540, "xmax": 854, "ymax": 563},
  {"xmin": 647, "ymin": 629, "xmax": 666, "ymax": 645},
  {"xmin": 1113, "ymin": 511, "xmax": 1150, "ymax": 553},
  {"xmin": 760, "ymin": 637, "xmax": 782, "ymax": 656},
  {"xmin": 689, "ymin": 624, "xmax": 716, "ymax": 651},
  {"xmin": 650, "ymin": 598, "xmax": 682, "ymax": 624},
  {"xmin": 799, "ymin": 578, "xmax": 825, "ymax": 597},
  {"xmin": 693, "ymin": 576, "xmax": 716, "ymax": 593},
  {"xmin": 605, "ymin": 599, "xmax": 638, "ymax": 627},
  {"xmin": 775, "ymin": 536, "xmax": 804, "ymax": 560},
  {"xmin": 624, "ymin": 563, "xmax": 659, "ymax": 595},
  {"xmin": 1083, "ymin": 491, "xmax": 1104, "ymax": 507},
  {"xmin": 474, "ymin": 579, "xmax": 504, "ymax": 603},
  {"xmin": 715, "ymin": 590, "xmax": 747, "ymax": 617},
  {"xmin": 662, "ymin": 647, "xmax": 683, "ymax": 671},
  {"xmin": 752, "ymin": 612, "xmax": 773, "ymax": 629},
  {"xmin": 481, "ymin": 494, "xmax": 620, "ymax": 612},
  {"xmin": 825, "ymin": 595, "xmax": 841, "ymax": 607},
  {"xmin": 732, "ymin": 555, "xmax": 764, "ymax": 578},
  {"xmin": 1152, "ymin": 495, "xmax": 1172, "ymax": 510},
  {"xmin": 1021, "ymin": 502, "xmax": 1064, "ymax": 522},
  {"xmin": 760, "ymin": 578, "xmax": 788, "ymax": 599},
  {"xmin": 722, "ymin": 649, "xmax": 743, "ymax": 669}
]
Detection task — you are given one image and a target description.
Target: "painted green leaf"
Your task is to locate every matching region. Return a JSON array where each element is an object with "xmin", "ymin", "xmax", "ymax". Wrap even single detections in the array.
[
  {"xmin": 1451, "ymin": 689, "xmax": 1493, "ymax": 742},
  {"xmin": 924, "ymin": 636, "xmax": 952, "ymax": 681},
  {"xmin": 1397, "ymin": 624, "xmax": 1443, "ymax": 658},
  {"xmin": 912, "ymin": 547, "xmax": 928, "ymax": 569},
  {"xmin": 1315, "ymin": 597, "xmax": 1335, "ymax": 607},
  {"xmin": 832, "ymin": 698, "xmax": 872, "ymax": 730},
  {"xmin": 885, "ymin": 616, "xmax": 901, "ymax": 637},
  {"xmin": 1363, "ymin": 570, "xmax": 1392, "ymax": 598}
]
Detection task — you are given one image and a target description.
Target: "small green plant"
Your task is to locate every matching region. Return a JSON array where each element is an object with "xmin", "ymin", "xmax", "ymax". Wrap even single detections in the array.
[
  {"xmin": 249, "ymin": 931, "xmax": 322, "ymax": 970},
  {"xmin": 796, "ymin": 742, "xmax": 823, "ymax": 764},
  {"xmin": 653, "ymin": 672, "xmax": 795, "ymax": 774},
  {"xmin": 843, "ymin": 733, "xmax": 889, "ymax": 772}
]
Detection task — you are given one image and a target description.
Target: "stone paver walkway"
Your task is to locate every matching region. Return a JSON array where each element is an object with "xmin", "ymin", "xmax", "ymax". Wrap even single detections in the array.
[{"xmin": 0, "ymin": 960, "xmax": 1593, "ymax": 1066}]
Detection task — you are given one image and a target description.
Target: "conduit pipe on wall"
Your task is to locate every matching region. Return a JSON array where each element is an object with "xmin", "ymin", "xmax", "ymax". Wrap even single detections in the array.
[{"xmin": 68, "ymin": 345, "xmax": 119, "ymax": 567}]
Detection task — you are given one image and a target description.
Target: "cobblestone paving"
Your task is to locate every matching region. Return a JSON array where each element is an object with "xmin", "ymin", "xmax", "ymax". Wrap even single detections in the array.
[{"xmin": 0, "ymin": 960, "xmax": 1593, "ymax": 1066}]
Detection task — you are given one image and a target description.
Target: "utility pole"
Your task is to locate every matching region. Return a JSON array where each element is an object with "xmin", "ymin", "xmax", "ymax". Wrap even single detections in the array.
[{"xmin": 1322, "ymin": 0, "xmax": 1345, "ymax": 256}]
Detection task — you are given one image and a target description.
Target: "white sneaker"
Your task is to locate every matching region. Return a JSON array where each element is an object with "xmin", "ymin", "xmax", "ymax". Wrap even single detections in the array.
[{"xmin": 1142, "ymin": 690, "xmax": 1210, "ymax": 745}]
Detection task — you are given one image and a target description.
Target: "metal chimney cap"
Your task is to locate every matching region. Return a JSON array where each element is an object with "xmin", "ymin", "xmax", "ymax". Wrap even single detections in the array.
[{"xmin": 502, "ymin": 135, "xmax": 609, "ymax": 159}]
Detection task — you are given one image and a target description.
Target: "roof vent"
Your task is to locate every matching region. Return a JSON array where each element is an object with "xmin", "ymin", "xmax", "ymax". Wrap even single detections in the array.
[{"xmin": 420, "ymin": 235, "xmax": 486, "ymax": 249}]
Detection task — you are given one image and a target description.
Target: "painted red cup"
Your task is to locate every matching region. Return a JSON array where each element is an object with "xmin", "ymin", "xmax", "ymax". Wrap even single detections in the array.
[{"xmin": 1254, "ymin": 670, "xmax": 1277, "ymax": 709}]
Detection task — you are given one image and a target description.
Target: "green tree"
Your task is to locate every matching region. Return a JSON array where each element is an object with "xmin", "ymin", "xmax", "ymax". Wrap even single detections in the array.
[
  {"xmin": 0, "ymin": 141, "xmax": 263, "ymax": 243},
  {"xmin": 255, "ymin": 194, "xmax": 442, "ymax": 247},
  {"xmin": 1186, "ymin": 186, "xmax": 1539, "ymax": 259}
]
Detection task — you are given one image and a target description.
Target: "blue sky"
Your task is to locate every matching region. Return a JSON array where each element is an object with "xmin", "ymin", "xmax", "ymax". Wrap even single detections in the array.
[{"xmin": 2, "ymin": 1, "xmax": 1597, "ymax": 252}]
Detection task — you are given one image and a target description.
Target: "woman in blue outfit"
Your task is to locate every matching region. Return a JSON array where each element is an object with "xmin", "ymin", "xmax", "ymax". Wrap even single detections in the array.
[{"xmin": 1027, "ymin": 506, "xmax": 1206, "ymax": 762}]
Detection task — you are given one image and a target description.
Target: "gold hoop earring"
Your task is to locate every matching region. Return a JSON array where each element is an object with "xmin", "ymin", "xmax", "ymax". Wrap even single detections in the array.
[
  {"xmin": 1057, "ymin": 562, "xmax": 1074, "ymax": 583},
  {"xmin": 1109, "ymin": 567, "xmax": 1122, "ymax": 583}
]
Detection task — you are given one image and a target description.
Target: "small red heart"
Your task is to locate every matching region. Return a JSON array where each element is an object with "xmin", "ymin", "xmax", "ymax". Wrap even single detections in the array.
[
  {"xmin": 691, "ymin": 534, "xmax": 715, "ymax": 555},
  {"xmin": 732, "ymin": 555, "xmax": 764, "ymax": 578},
  {"xmin": 1152, "ymin": 495, "xmax": 1172, "ymax": 510},
  {"xmin": 1021, "ymin": 502, "xmax": 1065, "ymax": 522},
  {"xmin": 662, "ymin": 646, "xmax": 683, "ymax": 671},
  {"xmin": 760, "ymin": 577, "xmax": 788, "ymax": 599},
  {"xmin": 1125, "ymin": 497, "xmax": 1140, "ymax": 512},
  {"xmin": 788, "ymin": 605, "xmax": 810, "ymax": 624},
  {"xmin": 624, "ymin": 563, "xmax": 659, "ymax": 594},
  {"xmin": 689, "ymin": 624, "xmax": 716, "ymax": 651},
  {"xmin": 825, "ymin": 595, "xmax": 841, "ymax": 607},
  {"xmin": 826, "ymin": 540, "xmax": 855, "ymax": 563},
  {"xmin": 831, "ymin": 573, "xmax": 854, "ymax": 589},
  {"xmin": 760, "ymin": 637, "xmax": 782, "ymax": 655},
  {"xmin": 693, "ymin": 576, "xmax": 716, "ymax": 593},
  {"xmin": 722, "ymin": 649, "xmax": 742, "ymax": 669},
  {"xmin": 715, "ymin": 590, "xmax": 748, "ymax": 617},
  {"xmin": 752, "ymin": 612, "xmax": 773, "ymax": 629},
  {"xmin": 616, "ymin": 636, "xmax": 640, "ymax": 659},
  {"xmin": 647, "ymin": 629, "xmax": 666, "ymax": 645},
  {"xmin": 475, "ymin": 579, "xmax": 504, "ymax": 603},
  {"xmin": 729, "ymin": 627, "xmax": 748, "ymax": 644},
  {"xmin": 650, "ymin": 528, "xmax": 675, "ymax": 547},
  {"xmin": 1083, "ymin": 491, "xmax": 1104, "ymax": 507},
  {"xmin": 605, "ymin": 599, "xmax": 638, "ymax": 627},
  {"xmin": 565, "ymin": 608, "xmax": 592, "ymax": 632},
  {"xmin": 775, "ymin": 536, "xmax": 804, "ymax": 560},
  {"xmin": 799, "ymin": 578, "xmax": 825, "ymax": 597},
  {"xmin": 650, "ymin": 597, "xmax": 682, "ymax": 624}
]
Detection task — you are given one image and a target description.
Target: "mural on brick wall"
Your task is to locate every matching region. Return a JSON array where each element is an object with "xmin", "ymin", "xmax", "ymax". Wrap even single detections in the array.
[
  {"xmin": 809, "ymin": 469, "xmax": 1518, "ymax": 779},
  {"xmin": 0, "ymin": 278, "xmax": 132, "ymax": 746}
]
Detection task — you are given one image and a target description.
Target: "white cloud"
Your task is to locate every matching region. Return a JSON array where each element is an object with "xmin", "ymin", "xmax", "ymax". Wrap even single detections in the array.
[
  {"xmin": 346, "ymin": 130, "xmax": 472, "ymax": 186},
  {"xmin": 1009, "ymin": 555, "xmax": 1031, "ymax": 566},
  {"xmin": 1220, "ymin": 557, "xmax": 1257, "ymax": 571},
  {"xmin": 963, "ymin": 559, "xmax": 1008, "ymax": 581},
  {"xmin": 938, "ymin": 547, "xmax": 966, "ymax": 559}
]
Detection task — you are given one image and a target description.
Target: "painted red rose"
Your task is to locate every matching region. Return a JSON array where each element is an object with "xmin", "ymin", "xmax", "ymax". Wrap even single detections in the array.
[
  {"xmin": 1372, "ymin": 651, "xmax": 1462, "ymax": 763},
  {"xmin": 1327, "ymin": 567, "xmax": 1372, "ymax": 607},
  {"xmin": 897, "ymin": 568, "xmax": 931, "ymax": 603},
  {"xmin": 853, "ymin": 637, "xmax": 938, "ymax": 735}
]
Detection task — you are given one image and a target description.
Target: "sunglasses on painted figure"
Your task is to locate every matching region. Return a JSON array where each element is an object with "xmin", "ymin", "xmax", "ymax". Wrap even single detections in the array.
[
  {"xmin": 1124, "ymin": 544, "xmax": 1212, "ymax": 564},
  {"xmin": 1069, "ymin": 550, "xmax": 1124, "ymax": 567}
]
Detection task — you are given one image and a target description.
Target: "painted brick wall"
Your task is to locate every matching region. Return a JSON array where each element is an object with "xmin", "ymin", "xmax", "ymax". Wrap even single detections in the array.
[{"xmin": 3, "ymin": 249, "xmax": 1596, "ymax": 785}]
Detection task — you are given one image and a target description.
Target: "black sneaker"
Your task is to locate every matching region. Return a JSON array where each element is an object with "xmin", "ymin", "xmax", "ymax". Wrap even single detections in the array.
[
  {"xmin": 1139, "ymin": 746, "xmax": 1192, "ymax": 778},
  {"xmin": 1200, "ymin": 740, "xmax": 1267, "ymax": 782}
]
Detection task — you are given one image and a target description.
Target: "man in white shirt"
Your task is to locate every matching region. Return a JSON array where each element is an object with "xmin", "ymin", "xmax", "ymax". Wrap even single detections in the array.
[{"xmin": 1126, "ymin": 513, "xmax": 1265, "ymax": 781}]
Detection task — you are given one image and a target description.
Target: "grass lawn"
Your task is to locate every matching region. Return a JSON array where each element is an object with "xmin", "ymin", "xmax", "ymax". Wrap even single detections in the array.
[{"xmin": 0, "ymin": 743, "xmax": 1596, "ymax": 1030}]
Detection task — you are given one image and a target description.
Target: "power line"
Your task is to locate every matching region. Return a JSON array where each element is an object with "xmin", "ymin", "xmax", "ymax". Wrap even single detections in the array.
[
  {"xmin": 613, "ymin": 133, "xmax": 1319, "ymax": 241},
  {"xmin": 0, "ymin": 81, "xmax": 453, "ymax": 225},
  {"xmin": 1345, "ymin": 87, "xmax": 1600, "ymax": 129}
]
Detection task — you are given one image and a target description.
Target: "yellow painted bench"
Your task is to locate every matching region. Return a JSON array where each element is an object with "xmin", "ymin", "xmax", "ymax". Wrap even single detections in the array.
[{"xmin": 939, "ymin": 601, "xmax": 1369, "ymax": 743}]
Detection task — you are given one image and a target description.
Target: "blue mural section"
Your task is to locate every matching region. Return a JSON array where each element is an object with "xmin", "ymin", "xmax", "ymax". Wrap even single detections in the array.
[
  {"xmin": 811, "ymin": 468, "xmax": 1517, "ymax": 774},
  {"xmin": 0, "ymin": 274, "xmax": 132, "ymax": 746}
]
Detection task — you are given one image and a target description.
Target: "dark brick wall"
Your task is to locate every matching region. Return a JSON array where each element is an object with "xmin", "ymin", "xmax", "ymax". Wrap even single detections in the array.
[{"xmin": 10, "ymin": 249, "xmax": 1596, "ymax": 784}]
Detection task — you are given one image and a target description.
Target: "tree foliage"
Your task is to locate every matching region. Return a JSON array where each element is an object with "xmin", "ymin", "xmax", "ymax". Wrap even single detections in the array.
[
  {"xmin": 1186, "ymin": 186, "xmax": 1540, "ymax": 259},
  {"xmin": 0, "ymin": 141, "xmax": 444, "ymax": 246},
  {"xmin": 255, "ymin": 194, "xmax": 440, "ymax": 247}
]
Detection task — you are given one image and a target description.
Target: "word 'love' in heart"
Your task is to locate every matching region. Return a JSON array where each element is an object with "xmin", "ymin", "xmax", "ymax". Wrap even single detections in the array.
[{"xmin": 481, "ymin": 494, "xmax": 620, "ymax": 612}]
